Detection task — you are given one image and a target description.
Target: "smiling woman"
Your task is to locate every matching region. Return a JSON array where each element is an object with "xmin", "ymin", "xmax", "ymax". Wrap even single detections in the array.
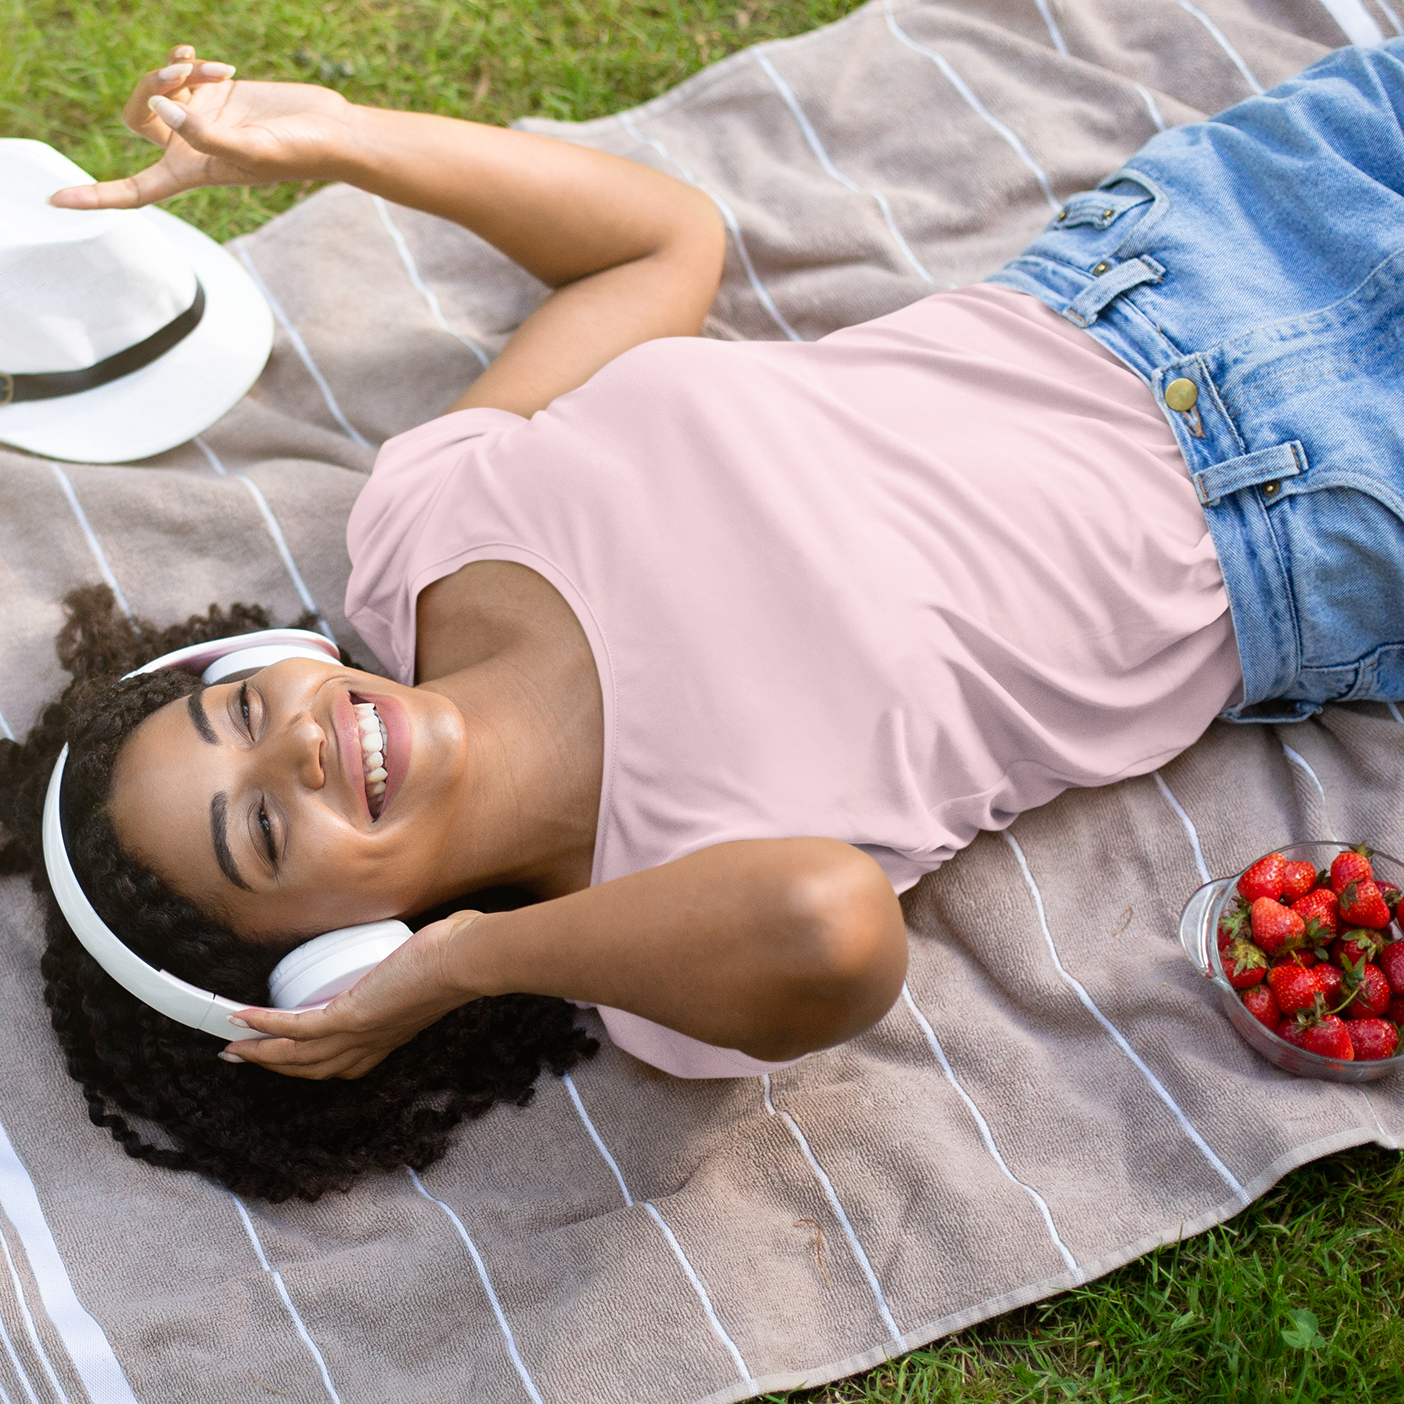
[{"xmin": 0, "ymin": 586, "xmax": 596, "ymax": 1202}]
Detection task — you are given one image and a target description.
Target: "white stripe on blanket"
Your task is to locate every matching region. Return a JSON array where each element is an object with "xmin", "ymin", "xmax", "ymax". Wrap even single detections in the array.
[{"xmin": 0, "ymin": 1118, "xmax": 137, "ymax": 1403}]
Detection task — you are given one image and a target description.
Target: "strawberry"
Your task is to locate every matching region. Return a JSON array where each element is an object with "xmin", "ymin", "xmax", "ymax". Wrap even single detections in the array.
[
  {"xmin": 1379, "ymin": 881, "xmax": 1402, "ymax": 915},
  {"xmin": 1339, "ymin": 879, "xmax": 1391, "ymax": 930},
  {"xmin": 1241, "ymin": 985, "xmax": 1279, "ymax": 1029},
  {"xmin": 1290, "ymin": 888, "xmax": 1338, "ymax": 940},
  {"xmin": 1315, "ymin": 963, "xmax": 1344, "ymax": 1005},
  {"xmin": 1217, "ymin": 896, "xmax": 1251, "ymax": 951},
  {"xmin": 1238, "ymin": 853, "xmax": 1287, "ymax": 902},
  {"xmin": 1346, "ymin": 1018, "xmax": 1399, "ymax": 1061},
  {"xmin": 1272, "ymin": 949, "xmax": 1319, "ymax": 969},
  {"xmin": 1388, "ymin": 994, "xmax": 1404, "ymax": 1025},
  {"xmin": 1277, "ymin": 1018, "xmax": 1309, "ymax": 1049},
  {"xmin": 1302, "ymin": 1014, "xmax": 1355, "ymax": 1060},
  {"xmin": 1343, "ymin": 963, "xmax": 1391, "ymax": 1020},
  {"xmin": 1378, "ymin": 941, "xmax": 1404, "ymax": 994},
  {"xmin": 1281, "ymin": 860, "xmax": 1317, "ymax": 903},
  {"xmin": 1251, "ymin": 897, "xmax": 1305, "ymax": 956},
  {"xmin": 1331, "ymin": 929, "xmax": 1385, "ymax": 967},
  {"xmin": 1267, "ymin": 963, "xmax": 1322, "ymax": 1016},
  {"xmin": 1223, "ymin": 940, "xmax": 1268, "ymax": 988},
  {"xmin": 1330, "ymin": 844, "xmax": 1375, "ymax": 894}
]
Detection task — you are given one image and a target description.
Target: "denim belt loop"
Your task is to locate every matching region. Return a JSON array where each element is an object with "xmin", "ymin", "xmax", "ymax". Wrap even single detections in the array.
[
  {"xmin": 1061, "ymin": 256, "xmax": 1165, "ymax": 328},
  {"xmin": 1194, "ymin": 442, "xmax": 1308, "ymax": 507}
]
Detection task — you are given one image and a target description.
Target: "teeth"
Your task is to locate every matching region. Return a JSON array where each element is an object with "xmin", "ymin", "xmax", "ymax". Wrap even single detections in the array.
[{"xmin": 352, "ymin": 701, "xmax": 390, "ymax": 816}]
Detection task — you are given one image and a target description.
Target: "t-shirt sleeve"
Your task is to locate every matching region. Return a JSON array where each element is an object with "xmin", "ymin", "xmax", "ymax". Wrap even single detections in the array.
[
  {"xmin": 345, "ymin": 407, "xmax": 524, "ymax": 682},
  {"xmin": 589, "ymin": 1004, "xmax": 806, "ymax": 1079}
]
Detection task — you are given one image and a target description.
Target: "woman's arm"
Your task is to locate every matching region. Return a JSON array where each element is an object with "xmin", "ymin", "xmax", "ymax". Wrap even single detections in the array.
[
  {"xmin": 224, "ymin": 839, "xmax": 909, "ymax": 1080},
  {"xmin": 53, "ymin": 46, "xmax": 726, "ymax": 417}
]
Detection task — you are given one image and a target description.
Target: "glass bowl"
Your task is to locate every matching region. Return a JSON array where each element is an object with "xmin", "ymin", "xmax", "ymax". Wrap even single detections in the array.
[{"xmin": 1178, "ymin": 840, "xmax": 1404, "ymax": 1082}]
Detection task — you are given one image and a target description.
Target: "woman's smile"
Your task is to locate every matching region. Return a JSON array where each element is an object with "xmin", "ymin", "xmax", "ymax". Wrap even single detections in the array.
[{"xmin": 339, "ymin": 691, "xmax": 410, "ymax": 821}]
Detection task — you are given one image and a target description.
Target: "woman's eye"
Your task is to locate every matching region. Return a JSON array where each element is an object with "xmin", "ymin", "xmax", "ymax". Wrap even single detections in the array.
[
  {"xmin": 258, "ymin": 805, "xmax": 277, "ymax": 866},
  {"xmin": 239, "ymin": 682, "xmax": 253, "ymax": 734}
]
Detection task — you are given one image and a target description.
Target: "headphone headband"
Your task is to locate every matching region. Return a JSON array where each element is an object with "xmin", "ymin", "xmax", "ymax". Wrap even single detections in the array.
[{"xmin": 40, "ymin": 629, "xmax": 410, "ymax": 1041}]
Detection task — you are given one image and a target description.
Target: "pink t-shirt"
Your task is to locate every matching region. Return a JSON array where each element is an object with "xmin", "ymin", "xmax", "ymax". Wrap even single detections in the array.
[{"xmin": 346, "ymin": 284, "xmax": 1241, "ymax": 1077}]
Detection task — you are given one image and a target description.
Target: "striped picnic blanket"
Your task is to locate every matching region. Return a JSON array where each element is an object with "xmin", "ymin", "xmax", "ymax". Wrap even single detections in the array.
[{"xmin": 1, "ymin": 2, "xmax": 1402, "ymax": 1401}]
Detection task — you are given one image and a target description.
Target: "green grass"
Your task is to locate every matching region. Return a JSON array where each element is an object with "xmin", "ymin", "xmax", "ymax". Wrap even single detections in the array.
[
  {"xmin": 1, "ymin": 0, "xmax": 866, "ymax": 241},
  {"xmin": 776, "ymin": 1144, "xmax": 1404, "ymax": 1403},
  {"xmin": 5, "ymin": 3, "xmax": 1403, "ymax": 1400}
]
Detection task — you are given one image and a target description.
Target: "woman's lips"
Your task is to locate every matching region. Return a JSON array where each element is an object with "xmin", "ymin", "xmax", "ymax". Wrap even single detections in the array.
[{"xmin": 356, "ymin": 692, "xmax": 410, "ymax": 818}]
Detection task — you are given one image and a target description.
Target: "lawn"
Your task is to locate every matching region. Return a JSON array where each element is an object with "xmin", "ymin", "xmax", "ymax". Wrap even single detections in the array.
[
  {"xmin": 4, "ymin": 2, "xmax": 1402, "ymax": 1400},
  {"xmin": 1, "ymin": 0, "xmax": 867, "ymax": 241}
]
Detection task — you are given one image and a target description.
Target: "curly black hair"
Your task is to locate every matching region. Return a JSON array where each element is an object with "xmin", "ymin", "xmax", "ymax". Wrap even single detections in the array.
[{"xmin": 0, "ymin": 585, "xmax": 595, "ymax": 1203}]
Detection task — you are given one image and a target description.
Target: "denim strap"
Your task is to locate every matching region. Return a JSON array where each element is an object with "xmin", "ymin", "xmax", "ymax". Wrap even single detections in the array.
[
  {"xmin": 1061, "ymin": 256, "xmax": 1165, "ymax": 329},
  {"xmin": 1193, "ymin": 441, "xmax": 1307, "ymax": 507}
]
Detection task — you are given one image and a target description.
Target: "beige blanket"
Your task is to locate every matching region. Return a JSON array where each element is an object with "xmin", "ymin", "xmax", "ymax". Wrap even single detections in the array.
[{"xmin": 1, "ymin": 2, "xmax": 1401, "ymax": 1400}]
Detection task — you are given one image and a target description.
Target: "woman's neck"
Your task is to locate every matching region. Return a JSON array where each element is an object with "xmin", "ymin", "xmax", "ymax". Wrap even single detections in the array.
[{"xmin": 415, "ymin": 559, "xmax": 604, "ymax": 900}]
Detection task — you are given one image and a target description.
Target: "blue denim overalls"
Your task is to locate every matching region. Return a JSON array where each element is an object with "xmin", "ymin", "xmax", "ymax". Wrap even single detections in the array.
[{"xmin": 988, "ymin": 40, "xmax": 1404, "ymax": 722}]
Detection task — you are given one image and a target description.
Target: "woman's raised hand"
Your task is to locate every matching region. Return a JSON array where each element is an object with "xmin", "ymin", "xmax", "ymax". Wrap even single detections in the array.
[
  {"xmin": 49, "ymin": 44, "xmax": 353, "ymax": 210},
  {"xmin": 220, "ymin": 910, "xmax": 489, "ymax": 1081}
]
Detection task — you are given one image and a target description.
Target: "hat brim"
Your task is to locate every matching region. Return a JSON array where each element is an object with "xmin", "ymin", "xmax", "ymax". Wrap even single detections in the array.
[{"xmin": 0, "ymin": 206, "xmax": 274, "ymax": 465}]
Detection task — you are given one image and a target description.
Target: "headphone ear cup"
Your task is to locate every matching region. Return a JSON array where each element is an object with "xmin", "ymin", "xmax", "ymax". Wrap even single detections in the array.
[{"xmin": 268, "ymin": 920, "xmax": 412, "ymax": 1009}]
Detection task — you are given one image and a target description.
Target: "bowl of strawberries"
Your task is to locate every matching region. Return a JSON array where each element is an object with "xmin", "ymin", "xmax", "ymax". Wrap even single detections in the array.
[{"xmin": 1179, "ymin": 841, "xmax": 1403, "ymax": 1081}]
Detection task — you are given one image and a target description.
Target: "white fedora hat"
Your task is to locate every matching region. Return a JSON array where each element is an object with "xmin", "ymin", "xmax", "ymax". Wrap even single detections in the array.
[{"xmin": 0, "ymin": 139, "xmax": 274, "ymax": 464}]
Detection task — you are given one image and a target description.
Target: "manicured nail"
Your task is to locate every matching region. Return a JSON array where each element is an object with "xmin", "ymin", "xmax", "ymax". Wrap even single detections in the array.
[
  {"xmin": 217, "ymin": 1051, "xmax": 244, "ymax": 1064},
  {"xmin": 200, "ymin": 62, "xmax": 236, "ymax": 78},
  {"xmin": 174, "ymin": 45, "xmax": 196, "ymax": 58},
  {"xmin": 148, "ymin": 95, "xmax": 186, "ymax": 128},
  {"xmin": 157, "ymin": 63, "xmax": 193, "ymax": 82},
  {"xmin": 229, "ymin": 1016, "xmax": 250, "ymax": 1028}
]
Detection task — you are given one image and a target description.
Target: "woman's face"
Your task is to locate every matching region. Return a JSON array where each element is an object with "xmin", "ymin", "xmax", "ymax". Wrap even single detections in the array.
[{"xmin": 108, "ymin": 659, "xmax": 472, "ymax": 940}]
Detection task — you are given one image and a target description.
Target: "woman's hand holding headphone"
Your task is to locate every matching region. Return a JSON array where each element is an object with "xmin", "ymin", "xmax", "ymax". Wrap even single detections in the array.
[
  {"xmin": 221, "ymin": 911, "xmax": 489, "ymax": 1081},
  {"xmin": 48, "ymin": 44, "xmax": 354, "ymax": 211}
]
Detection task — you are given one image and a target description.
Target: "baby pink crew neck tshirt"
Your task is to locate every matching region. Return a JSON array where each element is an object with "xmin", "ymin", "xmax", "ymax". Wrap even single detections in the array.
[{"xmin": 346, "ymin": 284, "xmax": 1242, "ymax": 1078}]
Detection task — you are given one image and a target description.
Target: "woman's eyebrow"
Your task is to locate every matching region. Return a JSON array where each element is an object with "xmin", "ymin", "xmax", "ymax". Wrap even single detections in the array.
[
  {"xmin": 210, "ymin": 791, "xmax": 251, "ymax": 891},
  {"xmin": 187, "ymin": 690, "xmax": 218, "ymax": 745}
]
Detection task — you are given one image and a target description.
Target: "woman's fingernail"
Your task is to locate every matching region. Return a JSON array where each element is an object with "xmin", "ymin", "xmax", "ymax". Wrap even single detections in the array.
[
  {"xmin": 217, "ymin": 1052, "xmax": 244, "ymax": 1064},
  {"xmin": 200, "ymin": 62, "xmax": 236, "ymax": 78},
  {"xmin": 158, "ymin": 63, "xmax": 193, "ymax": 82},
  {"xmin": 148, "ymin": 95, "xmax": 186, "ymax": 129},
  {"xmin": 229, "ymin": 1017, "xmax": 250, "ymax": 1028}
]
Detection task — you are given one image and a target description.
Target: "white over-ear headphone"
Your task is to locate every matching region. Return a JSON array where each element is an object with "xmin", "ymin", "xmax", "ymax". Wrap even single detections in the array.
[{"xmin": 41, "ymin": 629, "xmax": 411, "ymax": 1043}]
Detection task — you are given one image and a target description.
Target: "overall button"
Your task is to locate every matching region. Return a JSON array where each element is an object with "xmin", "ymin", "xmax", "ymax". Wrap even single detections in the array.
[
  {"xmin": 1261, "ymin": 481, "xmax": 1280, "ymax": 497},
  {"xmin": 1091, "ymin": 260, "xmax": 1110, "ymax": 275},
  {"xmin": 1165, "ymin": 378, "xmax": 1199, "ymax": 412}
]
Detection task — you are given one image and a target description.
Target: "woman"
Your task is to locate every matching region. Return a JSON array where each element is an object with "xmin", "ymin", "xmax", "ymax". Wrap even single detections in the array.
[{"xmin": 4, "ymin": 39, "xmax": 1402, "ymax": 1200}]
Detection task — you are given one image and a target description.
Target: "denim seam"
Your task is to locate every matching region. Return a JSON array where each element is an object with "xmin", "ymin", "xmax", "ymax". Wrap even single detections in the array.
[
  {"xmin": 1203, "ymin": 245, "xmax": 1404, "ymax": 373},
  {"xmin": 1221, "ymin": 325, "xmax": 1404, "ymax": 413},
  {"xmin": 1088, "ymin": 277, "xmax": 1188, "ymax": 370},
  {"xmin": 1258, "ymin": 492, "xmax": 1303, "ymax": 693},
  {"xmin": 1197, "ymin": 362, "xmax": 1247, "ymax": 457},
  {"xmin": 1275, "ymin": 468, "xmax": 1404, "ymax": 522}
]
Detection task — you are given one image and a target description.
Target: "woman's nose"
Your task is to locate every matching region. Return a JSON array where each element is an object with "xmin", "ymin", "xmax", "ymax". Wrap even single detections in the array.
[{"xmin": 268, "ymin": 709, "xmax": 326, "ymax": 789}]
